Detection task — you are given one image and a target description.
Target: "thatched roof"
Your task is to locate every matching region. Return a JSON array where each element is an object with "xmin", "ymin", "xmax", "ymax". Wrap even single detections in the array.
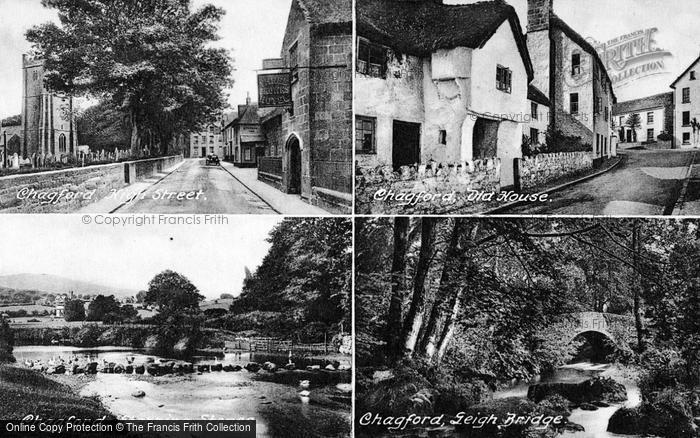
[
  {"xmin": 297, "ymin": 0, "xmax": 351, "ymax": 25},
  {"xmin": 357, "ymin": 0, "xmax": 532, "ymax": 80}
]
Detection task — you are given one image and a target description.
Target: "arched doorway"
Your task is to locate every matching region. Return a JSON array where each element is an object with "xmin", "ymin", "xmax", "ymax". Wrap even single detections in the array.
[{"xmin": 286, "ymin": 135, "xmax": 302, "ymax": 194}]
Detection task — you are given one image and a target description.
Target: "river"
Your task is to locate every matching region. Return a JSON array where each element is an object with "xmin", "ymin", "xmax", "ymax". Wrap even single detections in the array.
[
  {"xmin": 15, "ymin": 345, "xmax": 352, "ymax": 437},
  {"xmin": 493, "ymin": 362, "xmax": 642, "ymax": 438}
]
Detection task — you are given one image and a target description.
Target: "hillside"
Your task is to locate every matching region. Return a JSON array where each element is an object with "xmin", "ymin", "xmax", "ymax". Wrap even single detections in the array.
[{"xmin": 0, "ymin": 274, "xmax": 136, "ymax": 298}]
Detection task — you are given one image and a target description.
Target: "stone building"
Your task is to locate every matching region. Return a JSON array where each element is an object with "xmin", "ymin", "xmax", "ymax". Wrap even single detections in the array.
[
  {"xmin": 526, "ymin": 0, "xmax": 617, "ymax": 160},
  {"xmin": 21, "ymin": 55, "xmax": 78, "ymax": 159},
  {"xmin": 355, "ymin": 0, "xmax": 534, "ymax": 189},
  {"xmin": 671, "ymin": 54, "xmax": 700, "ymax": 148},
  {"xmin": 257, "ymin": 0, "xmax": 352, "ymax": 214},
  {"xmin": 188, "ymin": 118, "xmax": 225, "ymax": 159},
  {"xmin": 525, "ymin": 85, "xmax": 551, "ymax": 147},
  {"xmin": 613, "ymin": 92, "xmax": 674, "ymax": 147},
  {"xmin": 224, "ymin": 97, "xmax": 268, "ymax": 168}
]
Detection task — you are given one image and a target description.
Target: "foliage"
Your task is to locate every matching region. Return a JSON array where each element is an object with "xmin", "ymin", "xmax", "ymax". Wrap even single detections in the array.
[
  {"xmin": 86, "ymin": 295, "xmax": 120, "ymax": 321},
  {"xmin": 220, "ymin": 293, "xmax": 234, "ymax": 300},
  {"xmin": 63, "ymin": 299, "xmax": 85, "ymax": 322},
  {"xmin": 76, "ymin": 101, "xmax": 131, "ymax": 151},
  {"xmin": 230, "ymin": 218, "xmax": 351, "ymax": 342},
  {"xmin": 657, "ymin": 131, "xmax": 673, "ymax": 142},
  {"xmin": 544, "ymin": 127, "xmax": 591, "ymax": 153},
  {"xmin": 72, "ymin": 324, "xmax": 103, "ymax": 347},
  {"xmin": 145, "ymin": 270, "xmax": 203, "ymax": 314},
  {"xmin": 26, "ymin": 0, "xmax": 234, "ymax": 154},
  {"xmin": 626, "ymin": 113, "xmax": 642, "ymax": 143},
  {"xmin": 0, "ymin": 115, "xmax": 21, "ymax": 126},
  {"xmin": 0, "ymin": 318, "xmax": 15, "ymax": 363}
]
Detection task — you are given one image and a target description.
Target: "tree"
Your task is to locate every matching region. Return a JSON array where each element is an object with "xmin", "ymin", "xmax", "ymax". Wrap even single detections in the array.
[
  {"xmin": 385, "ymin": 217, "xmax": 410, "ymax": 358},
  {"xmin": 26, "ymin": 0, "xmax": 234, "ymax": 155},
  {"xmin": 220, "ymin": 293, "xmax": 234, "ymax": 300},
  {"xmin": 64, "ymin": 299, "xmax": 85, "ymax": 322},
  {"xmin": 86, "ymin": 295, "xmax": 121, "ymax": 321},
  {"xmin": 145, "ymin": 270, "xmax": 203, "ymax": 314},
  {"xmin": 0, "ymin": 317, "xmax": 15, "ymax": 363},
  {"xmin": 135, "ymin": 291, "xmax": 148, "ymax": 304},
  {"xmin": 626, "ymin": 114, "xmax": 641, "ymax": 142},
  {"xmin": 76, "ymin": 102, "xmax": 131, "ymax": 151}
]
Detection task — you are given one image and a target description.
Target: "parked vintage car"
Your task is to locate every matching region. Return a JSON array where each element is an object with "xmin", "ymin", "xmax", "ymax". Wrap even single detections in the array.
[{"xmin": 205, "ymin": 154, "xmax": 220, "ymax": 166}]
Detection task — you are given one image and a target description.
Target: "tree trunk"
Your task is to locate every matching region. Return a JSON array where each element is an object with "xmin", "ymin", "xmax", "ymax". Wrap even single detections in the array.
[
  {"xmin": 632, "ymin": 221, "xmax": 645, "ymax": 352},
  {"xmin": 385, "ymin": 217, "xmax": 410, "ymax": 358},
  {"xmin": 420, "ymin": 219, "xmax": 461, "ymax": 359},
  {"xmin": 130, "ymin": 109, "xmax": 141, "ymax": 156},
  {"xmin": 436, "ymin": 286, "xmax": 466, "ymax": 363},
  {"xmin": 400, "ymin": 218, "xmax": 436, "ymax": 357}
]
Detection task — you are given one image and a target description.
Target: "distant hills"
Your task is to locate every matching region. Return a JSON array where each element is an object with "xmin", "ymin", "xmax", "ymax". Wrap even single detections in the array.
[{"xmin": 0, "ymin": 274, "xmax": 137, "ymax": 298}]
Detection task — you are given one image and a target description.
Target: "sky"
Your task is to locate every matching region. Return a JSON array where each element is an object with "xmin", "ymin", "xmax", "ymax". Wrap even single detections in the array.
[
  {"xmin": 1, "ymin": 0, "xmax": 699, "ymax": 117},
  {"xmin": 0, "ymin": 0, "xmax": 292, "ymax": 118},
  {"xmin": 0, "ymin": 215, "xmax": 282, "ymax": 299}
]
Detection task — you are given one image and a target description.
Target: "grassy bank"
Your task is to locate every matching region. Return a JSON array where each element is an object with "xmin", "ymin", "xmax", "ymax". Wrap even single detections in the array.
[{"xmin": 0, "ymin": 365, "xmax": 113, "ymax": 419}]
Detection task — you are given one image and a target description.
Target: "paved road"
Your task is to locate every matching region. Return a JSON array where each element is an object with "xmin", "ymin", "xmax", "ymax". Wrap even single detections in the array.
[
  {"xmin": 117, "ymin": 158, "xmax": 276, "ymax": 214},
  {"xmin": 504, "ymin": 149, "xmax": 699, "ymax": 215}
]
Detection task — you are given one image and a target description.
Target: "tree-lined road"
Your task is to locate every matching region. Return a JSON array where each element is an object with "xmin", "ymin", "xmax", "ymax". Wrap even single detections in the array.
[
  {"xmin": 116, "ymin": 159, "xmax": 276, "ymax": 214},
  {"xmin": 503, "ymin": 149, "xmax": 699, "ymax": 215}
]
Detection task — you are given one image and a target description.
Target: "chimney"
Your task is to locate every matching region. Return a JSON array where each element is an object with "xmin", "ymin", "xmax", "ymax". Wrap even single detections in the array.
[{"xmin": 527, "ymin": 0, "xmax": 553, "ymax": 33}]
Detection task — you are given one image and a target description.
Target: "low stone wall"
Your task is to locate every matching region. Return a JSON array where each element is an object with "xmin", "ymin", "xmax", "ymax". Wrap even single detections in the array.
[
  {"xmin": 515, "ymin": 152, "xmax": 593, "ymax": 192},
  {"xmin": 0, "ymin": 155, "xmax": 182, "ymax": 213},
  {"xmin": 258, "ymin": 157, "xmax": 283, "ymax": 191},
  {"xmin": 355, "ymin": 159, "xmax": 501, "ymax": 214}
]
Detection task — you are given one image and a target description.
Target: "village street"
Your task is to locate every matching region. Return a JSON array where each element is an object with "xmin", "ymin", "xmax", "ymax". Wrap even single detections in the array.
[
  {"xmin": 502, "ymin": 149, "xmax": 700, "ymax": 215},
  {"xmin": 115, "ymin": 158, "xmax": 277, "ymax": 214}
]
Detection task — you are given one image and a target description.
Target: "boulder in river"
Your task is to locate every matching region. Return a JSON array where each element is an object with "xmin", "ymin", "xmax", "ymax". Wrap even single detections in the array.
[
  {"xmin": 211, "ymin": 363, "xmax": 223, "ymax": 372},
  {"xmin": 146, "ymin": 364, "xmax": 161, "ymax": 376},
  {"xmin": 114, "ymin": 364, "xmax": 124, "ymax": 374},
  {"xmin": 125, "ymin": 365, "xmax": 134, "ymax": 374},
  {"xmin": 528, "ymin": 377, "xmax": 627, "ymax": 404},
  {"xmin": 86, "ymin": 362, "xmax": 98, "ymax": 374},
  {"xmin": 197, "ymin": 364, "xmax": 210, "ymax": 373},
  {"xmin": 245, "ymin": 363, "xmax": 261, "ymax": 373},
  {"xmin": 579, "ymin": 402, "xmax": 598, "ymax": 411},
  {"xmin": 608, "ymin": 407, "xmax": 643, "ymax": 435},
  {"xmin": 135, "ymin": 365, "xmax": 145, "ymax": 375},
  {"xmin": 263, "ymin": 362, "xmax": 277, "ymax": 372},
  {"xmin": 131, "ymin": 390, "xmax": 146, "ymax": 398}
]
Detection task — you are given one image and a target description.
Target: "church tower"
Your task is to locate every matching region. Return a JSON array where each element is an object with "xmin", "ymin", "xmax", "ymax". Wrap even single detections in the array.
[{"xmin": 21, "ymin": 54, "xmax": 78, "ymax": 159}]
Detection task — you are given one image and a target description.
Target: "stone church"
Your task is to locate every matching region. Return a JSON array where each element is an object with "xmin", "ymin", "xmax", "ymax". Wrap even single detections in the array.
[{"xmin": 20, "ymin": 54, "xmax": 78, "ymax": 159}]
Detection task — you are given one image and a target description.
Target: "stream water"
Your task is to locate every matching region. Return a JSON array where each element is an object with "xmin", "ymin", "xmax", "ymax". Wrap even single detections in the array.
[
  {"xmin": 493, "ymin": 362, "xmax": 642, "ymax": 438},
  {"xmin": 15, "ymin": 345, "xmax": 352, "ymax": 437}
]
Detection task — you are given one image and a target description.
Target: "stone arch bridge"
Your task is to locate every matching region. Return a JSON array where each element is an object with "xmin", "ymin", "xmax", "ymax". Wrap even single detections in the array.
[{"xmin": 543, "ymin": 312, "xmax": 637, "ymax": 351}]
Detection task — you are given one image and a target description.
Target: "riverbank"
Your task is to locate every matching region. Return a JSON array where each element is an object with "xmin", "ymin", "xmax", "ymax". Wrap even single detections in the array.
[{"xmin": 0, "ymin": 364, "xmax": 112, "ymax": 420}]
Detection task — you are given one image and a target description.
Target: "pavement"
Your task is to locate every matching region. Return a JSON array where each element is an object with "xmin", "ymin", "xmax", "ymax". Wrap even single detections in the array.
[
  {"xmin": 81, "ymin": 158, "xmax": 326, "ymax": 215},
  {"xmin": 672, "ymin": 150, "xmax": 700, "ymax": 215},
  {"xmin": 503, "ymin": 149, "xmax": 700, "ymax": 216}
]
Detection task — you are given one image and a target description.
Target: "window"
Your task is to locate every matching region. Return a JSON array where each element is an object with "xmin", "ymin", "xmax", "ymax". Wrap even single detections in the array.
[
  {"xmin": 683, "ymin": 111, "xmax": 691, "ymax": 126},
  {"xmin": 530, "ymin": 128, "xmax": 539, "ymax": 145},
  {"xmin": 210, "ymin": 147, "xmax": 214, "ymax": 154},
  {"xmin": 355, "ymin": 115, "xmax": 376, "ymax": 153},
  {"xmin": 496, "ymin": 65, "xmax": 512, "ymax": 93},
  {"xmin": 58, "ymin": 134, "xmax": 66, "ymax": 153},
  {"xmin": 289, "ymin": 42, "xmax": 299, "ymax": 83},
  {"xmin": 438, "ymin": 130, "xmax": 447, "ymax": 145},
  {"xmin": 357, "ymin": 38, "xmax": 387, "ymax": 79},
  {"xmin": 691, "ymin": 71, "xmax": 697, "ymax": 80},
  {"xmin": 595, "ymin": 97, "xmax": 602, "ymax": 114},
  {"xmin": 244, "ymin": 148, "xmax": 251, "ymax": 161},
  {"xmin": 596, "ymin": 134, "xmax": 600, "ymax": 155},
  {"xmin": 647, "ymin": 129, "xmax": 654, "ymax": 141},
  {"xmin": 647, "ymin": 112, "xmax": 654, "ymax": 124},
  {"xmin": 194, "ymin": 137, "xmax": 198, "ymax": 144},
  {"xmin": 683, "ymin": 132, "xmax": 691, "ymax": 144},
  {"xmin": 572, "ymin": 53, "xmax": 581, "ymax": 76},
  {"xmin": 570, "ymin": 93, "xmax": 579, "ymax": 114},
  {"xmin": 682, "ymin": 87, "xmax": 691, "ymax": 104},
  {"xmin": 619, "ymin": 116, "xmax": 624, "ymax": 126},
  {"xmin": 531, "ymin": 102, "xmax": 538, "ymax": 120},
  {"xmin": 605, "ymin": 106, "xmax": 608, "ymax": 122}
]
